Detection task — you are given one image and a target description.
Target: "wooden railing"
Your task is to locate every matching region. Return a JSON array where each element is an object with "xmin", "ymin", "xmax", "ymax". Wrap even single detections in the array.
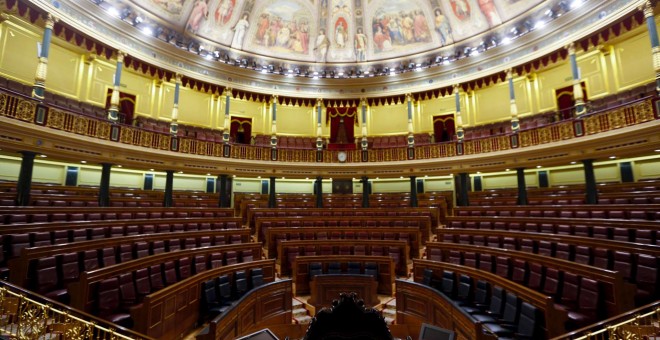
[
  {"xmin": 1, "ymin": 89, "xmax": 657, "ymax": 163},
  {"xmin": 131, "ymin": 259, "xmax": 278, "ymax": 339},
  {"xmin": 195, "ymin": 279, "xmax": 292, "ymax": 340}
]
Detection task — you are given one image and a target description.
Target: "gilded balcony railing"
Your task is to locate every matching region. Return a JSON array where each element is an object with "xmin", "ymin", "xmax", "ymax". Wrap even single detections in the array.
[
  {"xmin": 0, "ymin": 282, "xmax": 151, "ymax": 340},
  {"xmin": 551, "ymin": 301, "xmax": 660, "ymax": 340},
  {"xmin": 0, "ymin": 90, "xmax": 657, "ymax": 163}
]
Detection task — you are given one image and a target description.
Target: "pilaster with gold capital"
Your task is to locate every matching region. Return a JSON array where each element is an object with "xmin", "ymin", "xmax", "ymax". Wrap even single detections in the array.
[
  {"xmin": 453, "ymin": 85, "xmax": 465, "ymax": 141},
  {"xmin": 32, "ymin": 14, "xmax": 58, "ymax": 100}
]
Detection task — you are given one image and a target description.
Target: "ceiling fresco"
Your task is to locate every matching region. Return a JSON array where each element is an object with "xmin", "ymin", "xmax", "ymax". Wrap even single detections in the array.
[{"xmin": 95, "ymin": 0, "xmax": 544, "ymax": 63}]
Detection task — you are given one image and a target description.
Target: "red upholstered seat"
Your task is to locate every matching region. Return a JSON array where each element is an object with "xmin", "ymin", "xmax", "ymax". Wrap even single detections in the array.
[
  {"xmin": 96, "ymin": 277, "xmax": 133, "ymax": 328},
  {"xmin": 177, "ymin": 257, "xmax": 191, "ymax": 280},
  {"xmin": 193, "ymin": 255, "xmax": 207, "ymax": 273},
  {"xmin": 148, "ymin": 264, "xmax": 165, "ymax": 291}
]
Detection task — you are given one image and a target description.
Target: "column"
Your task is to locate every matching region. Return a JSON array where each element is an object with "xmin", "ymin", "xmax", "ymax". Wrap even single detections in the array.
[
  {"xmin": 642, "ymin": 1, "xmax": 660, "ymax": 93},
  {"xmin": 516, "ymin": 168, "xmax": 528, "ymax": 205},
  {"xmin": 223, "ymin": 88, "xmax": 231, "ymax": 143},
  {"xmin": 32, "ymin": 14, "xmax": 56, "ymax": 100},
  {"xmin": 218, "ymin": 174, "xmax": 229, "ymax": 208},
  {"xmin": 316, "ymin": 98, "xmax": 324, "ymax": 150},
  {"xmin": 568, "ymin": 43, "xmax": 586, "ymax": 116},
  {"xmin": 406, "ymin": 93, "xmax": 415, "ymax": 147},
  {"xmin": 410, "ymin": 176, "xmax": 418, "ymax": 208},
  {"xmin": 315, "ymin": 176, "xmax": 323, "ymax": 208},
  {"xmin": 98, "ymin": 163, "xmax": 112, "ymax": 207},
  {"xmin": 107, "ymin": 51, "xmax": 126, "ymax": 122},
  {"xmin": 268, "ymin": 177, "xmax": 277, "ymax": 208},
  {"xmin": 583, "ymin": 159, "xmax": 598, "ymax": 204},
  {"xmin": 507, "ymin": 69, "xmax": 520, "ymax": 132},
  {"xmin": 15, "ymin": 151, "xmax": 36, "ymax": 206},
  {"xmin": 270, "ymin": 95, "xmax": 278, "ymax": 148},
  {"xmin": 163, "ymin": 170, "xmax": 174, "ymax": 207},
  {"xmin": 361, "ymin": 176, "xmax": 370, "ymax": 208},
  {"xmin": 454, "ymin": 85, "xmax": 465, "ymax": 142},
  {"xmin": 454, "ymin": 173, "xmax": 470, "ymax": 207},
  {"xmin": 360, "ymin": 98, "xmax": 368, "ymax": 150},
  {"xmin": 169, "ymin": 74, "xmax": 181, "ymax": 135}
]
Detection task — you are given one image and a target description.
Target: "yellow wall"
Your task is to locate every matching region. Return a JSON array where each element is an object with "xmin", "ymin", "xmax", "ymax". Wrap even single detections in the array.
[
  {"xmin": 277, "ymin": 105, "xmax": 316, "ymax": 136},
  {"xmin": 0, "ymin": 15, "xmax": 656, "ymax": 136},
  {"xmin": 424, "ymin": 177, "xmax": 454, "ymax": 192},
  {"xmin": 634, "ymin": 157, "xmax": 660, "ymax": 180},
  {"xmin": 369, "ymin": 102, "xmax": 408, "ymax": 135},
  {"xmin": 613, "ymin": 32, "xmax": 655, "ymax": 90},
  {"xmin": 233, "ymin": 178, "xmax": 262, "ymax": 193}
]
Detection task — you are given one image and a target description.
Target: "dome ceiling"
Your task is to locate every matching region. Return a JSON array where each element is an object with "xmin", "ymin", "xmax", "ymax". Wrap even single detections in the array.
[
  {"xmin": 124, "ymin": 0, "xmax": 544, "ymax": 63},
  {"xmin": 38, "ymin": 0, "xmax": 636, "ymax": 97},
  {"xmin": 96, "ymin": 0, "xmax": 551, "ymax": 64}
]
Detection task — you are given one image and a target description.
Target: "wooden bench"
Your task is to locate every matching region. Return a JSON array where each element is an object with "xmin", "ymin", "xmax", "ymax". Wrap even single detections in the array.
[
  {"xmin": 131, "ymin": 259, "xmax": 278, "ymax": 339},
  {"xmin": 247, "ymin": 207, "xmax": 441, "ymax": 233},
  {"xmin": 444, "ymin": 216, "xmax": 660, "ymax": 244},
  {"xmin": 424, "ymin": 242, "xmax": 637, "ymax": 317},
  {"xmin": 468, "ymin": 192, "xmax": 660, "ymax": 206},
  {"xmin": 195, "ymin": 279, "xmax": 292, "ymax": 340},
  {"xmin": 309, "ymin": 274, "xmax": 379, "ymax": 310},
  {"xmin": 277, "ymin": 239, "xmax": 409, "ymax": 276},
  {"xmin": 68, "ymin": 243, "xmax": 262, "ymax": 313},
  {"xmin": 8, "ymin": 228, "xmax": 252, "ymax": 287},
  {"xmin": 255, "ymin": 215, "xmax": 431, "ymax": 244},
  {"xmin": 0, "ymin": 207, "xmax": 234, "ymax": 224},
  {"xmin": 435, "ymin": 228, "xmax": 660, "ymax": 259},
  {"xmin": 408, "ymin": 259, "xmax": 569, "ymax": 338},
  {"xmin": 264, "ymin": 226, "xmax": 422, "ymax": 258},
  {"xmin": 454, "ymin": 204, "xmax": 660, "ymax": 221},
  {"xmin": 292, "ymin": 255, "xmax": 395, "ymax": 295},
  {"xmin": 396, "ymin": 279, "xmax": 497, "ymax": 340}
]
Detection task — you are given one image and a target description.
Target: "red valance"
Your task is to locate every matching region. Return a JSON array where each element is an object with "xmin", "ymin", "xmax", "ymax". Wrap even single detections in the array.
[{"xmin": 326, "ymin": 107, "xmax": 358, "ymax": 126}]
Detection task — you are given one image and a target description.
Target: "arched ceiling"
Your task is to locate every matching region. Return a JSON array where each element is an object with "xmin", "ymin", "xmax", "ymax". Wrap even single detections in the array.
[
  {"xmin": 29, "ymin": 0, "xmax": 641, "ymax": 97},
  {"xmin": 99, "ymin": 0, "xmax": 547, "ymax": 63}
]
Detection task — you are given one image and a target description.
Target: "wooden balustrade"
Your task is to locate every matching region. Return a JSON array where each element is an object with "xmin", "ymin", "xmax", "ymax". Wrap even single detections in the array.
[
  {"xmin": 292, "ymin": 255, "xmax": 395, "ymax": 295},
  {"xmin": 68, "ymin": 243, "xmax": 262, "ymax": 313},
  {"xmin": 131, "ymin": 259, "xmax": 277, "ymax": 339}
]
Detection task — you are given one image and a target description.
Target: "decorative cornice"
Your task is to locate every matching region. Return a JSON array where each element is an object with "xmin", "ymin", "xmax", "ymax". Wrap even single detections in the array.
[{"xmin": 25, "ymin": 0, "xmax": 640, "ymax": 99}]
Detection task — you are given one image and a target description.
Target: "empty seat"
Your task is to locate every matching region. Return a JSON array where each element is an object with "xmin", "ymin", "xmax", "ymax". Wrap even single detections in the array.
[{"xmin": 96, "ymin": 277, "xmax": 133, "ymax": 328}]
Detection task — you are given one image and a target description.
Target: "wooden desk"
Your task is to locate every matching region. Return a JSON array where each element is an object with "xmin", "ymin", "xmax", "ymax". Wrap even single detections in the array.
[{"xmin": 309, "ymin": 274, "xmax": 379, "ymax": 311}]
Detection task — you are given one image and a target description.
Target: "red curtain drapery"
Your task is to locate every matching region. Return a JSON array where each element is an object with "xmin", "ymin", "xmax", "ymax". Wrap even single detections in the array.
[
  {"xmin": 433, "ymin": 115, "xmax": 455, "ymax": 142},
  {"xmin": 105, "ymin": 89, "xmax": 136, "ymax": 125},
  {"xmin": 555, "ymin": 82, "xmax": 587, "ymax": 120},
  {"xmin": 229, "ymin": 116, "xmax": 252, "ymax": 144},
  {"xmin": 326, "ymin": 107, "xmax": 357, "ymax": 145}
]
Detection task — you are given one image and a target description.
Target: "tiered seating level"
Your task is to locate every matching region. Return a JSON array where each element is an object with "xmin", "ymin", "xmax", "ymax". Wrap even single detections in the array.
[
  {"xmin": 236, "ymin": 192, "xmax": 450, "ymax": 224},
  {"xmin": 454, "ymin": 204, "xmax": 660, "ymax": 220},
  {"xmin": 467, "ymin": 180, "xmax": 660, "ymax": 206},
  {"xmin": 408, "ymin": 182, "xmax": 660, "ymax": 339}
]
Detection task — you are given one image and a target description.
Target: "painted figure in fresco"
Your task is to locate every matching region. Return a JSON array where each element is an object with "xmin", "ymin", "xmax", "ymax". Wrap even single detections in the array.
[
  {"xmin": 269, "ymin": 17, "xmax": 282, "ymax": 47},
  {"xmin": 231, "ymin": 13, "xmax": 250, "ymax": 50},
  {"xmin": 276, "ymin": 24, "xmax": 291, "ymax": 47},
  {"xmin": 450, "ymin": 0, "xmax": 471, "ymax": 20},
  {"xmin": 214, "ymin": 0, "xmax": 235, "ymax": 26},
  {"xmin": 298, "ymin": 20, "xmax": 310, "ymax": 54},
  {"xmin": 335, "ymin": 18, "xmax": 348, "ymax": 48},
  {"xmin": 413, "ymin": 10, "xmax": 430, "ymax": 42},
  {"xmin": 373, "ymin": 25, "xmax": 392, "ymax": 52},
  {"xmin": 401, "ymin": 13, "xmax": 414, "ymax": 43},
  {"xmin": 387, "ymin": 17, "xmax": 404, "ymax": 44},
  {"xmin": 478, "ymin": 0, "xmax": 502, "ymax": 26},
  {"xmin": 256, "ymin": 13, "xmax": 270, "ymax": 45},
  {"xmin": 186, "ymin": 0, "xmax": 209, "ymax": 34},
  {"xmin": 314, "ymin": 29, "xmax": 330, "ymax": 62},
  {"xmin": 354, "ymin": 27, "xmax": 367, "ymax": 61},
  {"xmin": 434, "ymin": 8, "xmax": 452, "ymax": 45},
  {"xmin": 151, "ymin": 0, "xmax": 184, "ymax": 15}
]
